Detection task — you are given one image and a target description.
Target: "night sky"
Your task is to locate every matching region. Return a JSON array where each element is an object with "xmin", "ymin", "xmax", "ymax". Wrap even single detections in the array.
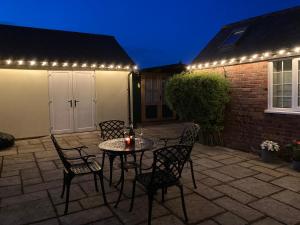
[{"xmin": 0, "ymin": 0, "xmax": 300, "ymax": 68}]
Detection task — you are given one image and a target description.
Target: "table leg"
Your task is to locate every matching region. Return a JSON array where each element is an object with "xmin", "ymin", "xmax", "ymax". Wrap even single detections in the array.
[{"xmin": 114, "ymin": 154, "xmax": 124, "ymax": 208}]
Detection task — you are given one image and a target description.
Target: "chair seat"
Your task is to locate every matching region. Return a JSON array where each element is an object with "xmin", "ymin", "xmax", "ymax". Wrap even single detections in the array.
[
  {"xmin": 136, "ymin": 170, "xmax": 177, "ymax": 190},
  {"xmin": 69, "ymin": 159, "xmax": 101, "ymax": 175}
]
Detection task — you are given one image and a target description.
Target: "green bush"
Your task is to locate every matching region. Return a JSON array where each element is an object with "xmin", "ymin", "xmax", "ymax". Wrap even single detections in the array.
[{"xmin": 165, "ymin": 71, "xmax": 230, "ymax": 145}]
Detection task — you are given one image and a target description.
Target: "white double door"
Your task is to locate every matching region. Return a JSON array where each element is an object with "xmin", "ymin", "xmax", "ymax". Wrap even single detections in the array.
[{"xmin": 49, "ymin": 71, "xmax": 96, "ymax": 134}]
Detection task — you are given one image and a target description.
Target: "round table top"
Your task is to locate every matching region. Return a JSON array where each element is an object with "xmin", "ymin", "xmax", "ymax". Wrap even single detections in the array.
[{"xmin": 98, "ymin": 137, "xmax": 154, "ymax": 153}]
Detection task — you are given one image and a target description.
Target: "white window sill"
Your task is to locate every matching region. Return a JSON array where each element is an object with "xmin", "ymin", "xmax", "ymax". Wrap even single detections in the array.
[{"xmin": 264, "ymin": 109, "xmax": 300, "ymax": 115}]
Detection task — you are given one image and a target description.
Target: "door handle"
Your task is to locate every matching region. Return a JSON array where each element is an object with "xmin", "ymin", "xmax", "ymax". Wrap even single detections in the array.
[
  {"xmin": 74, "ymin": 100, "xmax": 80, "ymax": 107},
  {"xmin": 67, "ymin": 100, "xmax": 73, "ymax": 107}
]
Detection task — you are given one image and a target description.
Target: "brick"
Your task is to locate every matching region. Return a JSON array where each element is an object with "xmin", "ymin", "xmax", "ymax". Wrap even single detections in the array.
[{"xmin": 214, "ymin": 212, "xmax": 247, "ymax": 225}]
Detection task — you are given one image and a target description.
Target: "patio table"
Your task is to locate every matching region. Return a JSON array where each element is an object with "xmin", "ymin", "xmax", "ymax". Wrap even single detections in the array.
[{"xmin": 98, "ymin": 137, "xmax": 154, "ymax": 207}]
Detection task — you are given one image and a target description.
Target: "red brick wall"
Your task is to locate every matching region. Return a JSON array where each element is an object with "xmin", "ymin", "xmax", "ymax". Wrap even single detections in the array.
[{"xmin": 197, "ymin": 62, "xmax": 300, "ymax": 151}]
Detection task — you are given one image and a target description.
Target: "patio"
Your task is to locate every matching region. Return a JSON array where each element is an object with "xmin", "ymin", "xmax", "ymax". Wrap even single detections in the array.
[{"xmin": 1, "ymin": 123, "xmax": 300, "ymax": 225}]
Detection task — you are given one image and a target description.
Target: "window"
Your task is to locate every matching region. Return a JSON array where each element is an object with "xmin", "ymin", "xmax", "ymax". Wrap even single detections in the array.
[
  {"xmin": 222, "ymin": 27, "xmax": 247, "ymax": 47},
  {"xmin": 268, "ymin": 58, "xmax": 300, "ymax": 114}
]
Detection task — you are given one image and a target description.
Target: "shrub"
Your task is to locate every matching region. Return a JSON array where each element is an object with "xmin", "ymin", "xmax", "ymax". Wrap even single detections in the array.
[{"xmin": 165, "ymin": 71, "xmax": 230, "ymax": 145}]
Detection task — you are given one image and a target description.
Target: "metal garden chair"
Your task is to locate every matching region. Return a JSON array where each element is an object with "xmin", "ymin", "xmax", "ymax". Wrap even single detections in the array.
[
  {"xmin": 129, "ymin": 145, "xmax": 193, "ymax": 225},
  {"xmin": 159, "ymin": 123, "xmax": 200, "ymax": 188},
  {"xmin": 51, "ymin": 135, "xmax": 107, "ymax": 214},
  {"xmin": 99, "ymin": 120, "xmax": 126, "ymax": 186}
]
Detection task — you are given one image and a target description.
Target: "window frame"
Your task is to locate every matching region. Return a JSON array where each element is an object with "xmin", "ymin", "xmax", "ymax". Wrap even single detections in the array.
[{"xmin": 267, "ymin": 57, "xmax": 300, "ymax": 114}]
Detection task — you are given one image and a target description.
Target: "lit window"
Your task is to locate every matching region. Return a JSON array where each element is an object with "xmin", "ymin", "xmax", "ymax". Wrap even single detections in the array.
[
  {"xmin": 222, "ymin": 27, "xmax": 247, "ymax": 47},
  {"xmin": 268, "ymin": 58, "xmax": 300, "ymax": 113}
]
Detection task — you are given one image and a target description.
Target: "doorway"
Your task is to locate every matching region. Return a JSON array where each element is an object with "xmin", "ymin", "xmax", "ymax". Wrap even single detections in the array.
[
  {"xmin": 141, "ymin": 74, "xmax": 175, "ymax": 122},
  {"xmin": 49, "ymin": 71, "xmax": 96, "ymax": 134}
]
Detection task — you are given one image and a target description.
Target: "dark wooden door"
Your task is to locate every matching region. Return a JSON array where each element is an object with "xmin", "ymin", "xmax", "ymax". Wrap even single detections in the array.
[{"xmin": 141, "ymin": 74, "xmax": 175, "ymax": 122}]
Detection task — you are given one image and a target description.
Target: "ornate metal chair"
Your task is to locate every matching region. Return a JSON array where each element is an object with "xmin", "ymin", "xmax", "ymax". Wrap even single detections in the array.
[
  {"xmin": 129, "ymin": 145, "xmax": 192, "ymax": 225},
  {"xmin": 51, "ymin": 135, "xmax": 107, "ymax": 214},
  {"xmin": 159, "ymin": 123, "xmax": 200, "ymax": 188},
  {"xmin": 99, "ymin": 120, "xmax": 125, "ymax": 186}
]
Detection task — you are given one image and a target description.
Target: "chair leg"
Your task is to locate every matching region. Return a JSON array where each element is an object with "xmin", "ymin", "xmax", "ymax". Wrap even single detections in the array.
[
  {"xmin": 64, "ymin": 175, "xmax": 73, "ymax": 215},
  {"xmin": 101, "ymin": 151, "xmax": 106, "ymax": 167},
  {"xmin": 161, "ymin": 188, "xmax": 165, "ymax": 203},
  {"xmin": 98, "ymin": 171, "xmax": 108, "ymax": 205},
  {"xmin": 129, "ymin": 178, "xmax": 137, "ymax": 212},
  {"xmin": 61, "ymin": 171, "xmax": 66, "ymax": 198},
  {"xmin": 178, "ymin": 184, "xmax": 188, "ymax": 222},
  {"xmin": 109, "ymin": 155, "xmax": 115, "ymax": 186},
  {"xmin": 147, "ymin": 193, "xmax": 154, "ymax": 225},
  {"xmin": 189, "ymin": 159, "xmax": 197, "ymax": 189},
  {"xmin": 94, "ymin": 173, "xmax": 99, "ymax": 192}
]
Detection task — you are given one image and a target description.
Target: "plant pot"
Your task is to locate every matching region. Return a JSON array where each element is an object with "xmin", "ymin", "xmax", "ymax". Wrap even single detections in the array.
[
  {"xmin": 261, "ymin": 149, "xmax": 276, "ymax": 163},
  {"xmin": 292, "ymin": 160, "xmax": 300, "ymax": 171}
]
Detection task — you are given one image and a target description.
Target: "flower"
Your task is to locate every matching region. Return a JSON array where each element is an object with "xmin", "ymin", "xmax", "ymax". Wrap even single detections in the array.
[{"xmin": 261, "ymin": 140, "xmax": 280, "ymax": 152}]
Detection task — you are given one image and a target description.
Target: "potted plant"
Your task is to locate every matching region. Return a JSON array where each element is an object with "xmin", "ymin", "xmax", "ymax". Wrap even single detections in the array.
[
  {"xmin": 287, "ymin": 140, "xmax": 300, "ymax": 171},
  {"xmin": 260, "ymin": 140, "xmax": 280, "ymax": 163}
]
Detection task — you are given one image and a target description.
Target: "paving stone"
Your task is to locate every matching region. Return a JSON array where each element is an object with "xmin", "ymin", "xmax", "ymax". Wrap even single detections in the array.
[
  {"xmin": 202, "ymin": 169, "xmax": 235, "ymax": 182},
  {"xmin": 18, "ymin": 145, "xmax": 44, "ymax": 153},
  {"xmin": 165, "ymin": 193, "xmax": 224, "ymax": 223},
  {"xmin": 2, "ymin": 162, "xmax": 37, "ymax": 171},
  {"xmin": 0, "ymin": 175, "xmax": 21, "ymax": 186},
  {"xmin": 251, "ymin": 217, "xmax": 284, "ymax": 225},
  {"xmin": 24, "ymin": 180, "xmax": 62, "ymax": 193},
  {"xmin": 193, "ymin": 184, "xmax": 224, "ymax": 200},
  {"xmin": 154, "ymin": 185, "xmax": 193, "ymax": 201},
  {"xmin": 3, "ymin": 153, "xmax": 35, "ymax": 165},
  {"xmin": 196, "ymin": 158, "xmax": 223, "ymax": 169},
  {"xmin": 272, "ymin": 190, "xmax": 300, "ymax": 210},
  {"xmin": 219, "ymin": 157, "xmax": 245, "ymax": 165},
  {"xmin": 251, "ymin": 165, "xmax": 286, "ymax": 177},
  {"xmin": 89, "ymin": 217, "xmax": 122, "ymax": 225},
  {"xmin": 272, "ymin": 176, "xmax": 300, "ymax": 192},
  {"xmin": 0, "ymin": 147, "xmax": 17, "ymax": 156},
  {"xmin": 39, "ymin": 161, "xmax": 57, "ymax": 171},
  {"xmin": 0, "ymin": 190, "xmax": 48, "ymax": 207},
  {"xmin": 238, "ymin": 161, "xmax": 254, "ymax": 168},
  {"xmin": 55, "ymin": 201, "xmax": 82, "ymax": 216},
  {"xmin": 23, "ymin": 176, "xmax": 43, "ymax": 186},
  {"xmin": 30, "ymin": 218, "xmax": 60, "ymax": 225},
  {"xmin": 1, "ymin": 169, "xmax": 19, "ymax": 177},
  {"xmin": 214, "ymin": 212, "xmax": 247, "ymax": 225},
  {"xmin": 216, "ymin": 165, "xmax": 257, "ymax": 178},
  {"xmin": 0, "ymin": 185, "xmax": 22, "ymax": 198},
  {"xmin": 250, "ymin": 198, "xmax": 300, "ymax": 225},
  {"xmin": 21, "ymin": 167, "xmax": 41, "ymax": 180},
  {"xmin": 275, "ymin": 166, "xmax": 300, "ymax": 178},
  {"xmin": 196, "ymin": 220, "xmax": 218, "ymax": 225},
  {"xmin": 140, "ymin": 214, "xmax": 185, "ymax": 225},
  {"xmin": 48, "ymin": 184, "xmax": 86, "ymax": 204},
  {"xmin": 214, "ymin": 197, "xmax": 263, "ymax": 222},
  {"xmin": 59, "ymin": 206, "xmax": 112, "ymax": 225},
  {"xmin": 41, "ymin": 169, "xmax": 63, "ymax": 182},
  {"xmin": 254, "ymin": 173, "xmax": 275, "ymax": 182},
  {"xmin": 215, "ymin": 184, "xmax": 257, "ymax": 204},
  {"xmin": 230, "ymin": 177, "xmax": 282, "ymax": 198},
  {"xmin": 209, "ymin": 154, "xmax": 233, "ymax": 161},
  {"xmin": 0, "ymin": 198, "xmax": 55, "ymax": 225},
  {"xmin": 200, "ymin": 177, "xmax": 222, "ymax": 187},
  {"xmin": 247, "ymin": 159, "xmax": 283, "ymax": 169}
]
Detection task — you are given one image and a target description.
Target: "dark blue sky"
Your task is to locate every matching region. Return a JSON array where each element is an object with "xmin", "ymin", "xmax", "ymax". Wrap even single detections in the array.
[{"xmin": 0, "ymin": 0, "xmax": 300, "ymax": 68}]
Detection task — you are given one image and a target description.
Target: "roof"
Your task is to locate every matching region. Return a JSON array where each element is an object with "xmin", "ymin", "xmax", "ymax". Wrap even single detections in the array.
[
  {"xmin": 193, "ymin": 6, "xmax": 300, "ymax": 63},
  {"xmin": 141, "ymin": 63, "xmax": 186, "ymax": 74},
  {"xmin": 0, "ymin": 24, "xmax": 134, "ymax": 65}
]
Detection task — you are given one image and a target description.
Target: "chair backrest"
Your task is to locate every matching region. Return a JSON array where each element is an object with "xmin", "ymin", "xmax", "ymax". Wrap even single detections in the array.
[
  {"xmin": 99, "ymin": 120, "xmax": 125, "ymax": 141},
  {"xmin": 151, "ymin": 145, "xmax": 193, "ymax": 185},
  {"xmin": 50, "ymin": 135, "xmax": 71, "ymax": 170},
  {"xmin": 179, "ymin": 123, "xmax": 200, "ymax": 147}
]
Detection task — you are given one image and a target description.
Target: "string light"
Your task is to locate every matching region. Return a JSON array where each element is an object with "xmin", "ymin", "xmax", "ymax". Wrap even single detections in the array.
[
  {"xmin": 52, "ymin": 62, "xmax": 58, "ymax": 67},
  {"xmin": 133, "ymin": 65, "xmax": 138, "ymax": 70},
  {"xmin": 18, "ymin": 60, "xmax": 24, "ymax": 65},
  {"xmin": 29, "ymin": 60, "xmax": 36, "ymax": 66},
  {"xmin": 100, "ymin": 64, "xmax": 105, "ymax": 68},
  {"xmin": 109, "ymin": 64, "xmax": 114, "ymax": 69},
  {"xmin": 63, "ymin": 62, "xmax": 68, "ymax": 67},
  {"xmin": 72, "ymin": 63, "xmax": 78, "ymax": 67},
  {"xmin": 81, "ymin": 63, "xmax": 87, "ymax": 68},
  {"xmin": 187, "ymin": 45, "xmax": 300, "ymax": 70},
  {"xmin": 125, "ymin": 65, "xmax": 130, "ymax": 70},
  {"xmin": 41, "ymin": 61, "xmax": 48, "ymax": 66},
  {"xmin": 91, "ymin": 64, "xmax": 96, "ymax": 68},
  {"xmin": 6, "ymin": 59, "xmax": 12, "ymax": 65}
]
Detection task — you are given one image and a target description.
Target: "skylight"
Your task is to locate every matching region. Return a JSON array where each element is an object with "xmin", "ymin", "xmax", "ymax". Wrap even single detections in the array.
[{"xmin": 222, "ymin": 27, "xmax": 247, "ymax": 47}]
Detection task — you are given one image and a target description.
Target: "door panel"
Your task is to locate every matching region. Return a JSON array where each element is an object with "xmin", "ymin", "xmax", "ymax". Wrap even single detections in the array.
[
  {"xmin": 49, "ymin": 71, "xmax": 74, "ymax": 134},
  {"xmin": 73, "ymin": 71, "xmax": 95, "ymax": 132}
]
